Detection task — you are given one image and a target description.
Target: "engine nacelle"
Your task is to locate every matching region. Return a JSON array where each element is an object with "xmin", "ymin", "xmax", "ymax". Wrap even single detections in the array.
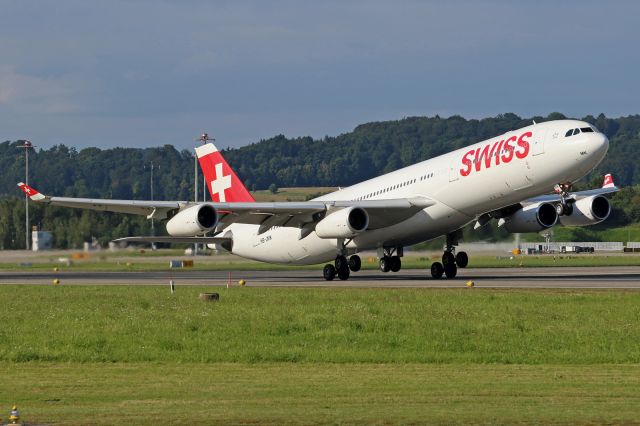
[
  {"xmin": 558, "ymin": 195, "xmax": 611, "ymax": 226},
  {"xmin": 166, "ymin": 204, "xmax": 218, "ymax": 237},
  {"xmin": 315, "ymin": 207, "xmax": 369, "ymax": 239},
  {"xmin": 503, "ymin": 202, "xmax": 558, "ymax": 233}
]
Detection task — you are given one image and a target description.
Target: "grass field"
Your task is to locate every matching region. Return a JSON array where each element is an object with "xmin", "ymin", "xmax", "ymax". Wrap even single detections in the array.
[
  {"xmin": 3, "ymin": 286, "xmax": 640, "ymax": 364},
  {"xmin": 1, "ymin": 285, "xmax": 640, "ymax": 424},
  {"xmin": 4, "ymin": 363, "xmax": 639, "ymax": 425}
]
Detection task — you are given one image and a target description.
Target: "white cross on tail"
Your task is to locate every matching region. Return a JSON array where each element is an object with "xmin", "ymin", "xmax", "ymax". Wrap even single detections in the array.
[{"xmin": 210, "ymin": 163, "xmax": 232, "ymax": 202}]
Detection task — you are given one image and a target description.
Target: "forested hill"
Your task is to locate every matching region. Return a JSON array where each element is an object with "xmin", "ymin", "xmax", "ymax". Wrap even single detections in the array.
[{"xmin": 1, "ymin": 112, "xmax": 639, "ymax": 200}]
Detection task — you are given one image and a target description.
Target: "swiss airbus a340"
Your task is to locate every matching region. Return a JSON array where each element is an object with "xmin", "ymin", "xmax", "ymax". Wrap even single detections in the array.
[{"xmin": 19, "ymin": 119, "xmax": 617, "ymax": 280}]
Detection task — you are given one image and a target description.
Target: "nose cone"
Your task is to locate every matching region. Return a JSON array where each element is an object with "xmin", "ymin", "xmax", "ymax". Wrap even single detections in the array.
[{"xmin": 592, "ymin": 133, "xmax": 609, "ymax": 161}]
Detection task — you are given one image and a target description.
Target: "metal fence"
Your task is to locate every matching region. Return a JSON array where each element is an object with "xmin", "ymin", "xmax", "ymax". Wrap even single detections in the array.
[{"xmin": 519, "ymin": 242, "xmax": 624, "ymax": 252}]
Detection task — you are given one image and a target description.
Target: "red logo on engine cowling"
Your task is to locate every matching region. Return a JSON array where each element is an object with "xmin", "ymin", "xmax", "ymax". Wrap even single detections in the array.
[{"xmin": 459, "ymin": 131, "xmax": 532, "ymax": 177}]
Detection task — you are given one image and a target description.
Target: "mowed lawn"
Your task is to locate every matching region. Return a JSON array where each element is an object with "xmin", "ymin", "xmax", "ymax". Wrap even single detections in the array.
[
  {"xmin": 1, "ymin": 285, "xmax": 640, "ymax": 424},
  {"xmin": 4, "ymin": 363, "xmax": 640, "ymax": 425}
]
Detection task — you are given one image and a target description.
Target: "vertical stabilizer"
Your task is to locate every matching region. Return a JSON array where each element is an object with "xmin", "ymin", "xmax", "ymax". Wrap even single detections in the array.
[
  {"xmin": 602, "ymin": 173, "xmax": 615, "ymax": 189},
  {"xmin": 195, "ymin": 143, "xmax": 255, "ymax": 203}
]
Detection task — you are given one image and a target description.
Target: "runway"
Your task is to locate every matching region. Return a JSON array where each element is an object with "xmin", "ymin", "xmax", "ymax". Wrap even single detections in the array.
[{"xmin": 2, "ymin": 266, "xmax": 640, "ymax": 288}]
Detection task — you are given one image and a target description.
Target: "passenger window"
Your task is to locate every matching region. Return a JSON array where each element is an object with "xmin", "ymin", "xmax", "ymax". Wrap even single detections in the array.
[{"xmin": 581, "ymin": 127, "xmax": 594, "ymax": 133}]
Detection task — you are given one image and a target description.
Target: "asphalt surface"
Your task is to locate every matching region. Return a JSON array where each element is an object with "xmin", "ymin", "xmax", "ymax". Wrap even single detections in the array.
[{"xmin": 2, "ymin": 266, "xmax": 640, "ymax": 288}]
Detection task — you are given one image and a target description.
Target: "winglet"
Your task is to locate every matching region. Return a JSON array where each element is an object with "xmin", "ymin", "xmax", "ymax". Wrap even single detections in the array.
[
  {"xmin": 17, "ymin": 182, "xmax": 46, "ymax": 201},
  {"xmin": 602, "ymin": 173, "xmax": 615, "ymax": 189}
]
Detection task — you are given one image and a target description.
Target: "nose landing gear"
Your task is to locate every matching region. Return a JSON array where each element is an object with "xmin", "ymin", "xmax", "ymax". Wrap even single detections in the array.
[{"xmin": 555, "ymin": 182, "xmax": 574, "ymax": 216}]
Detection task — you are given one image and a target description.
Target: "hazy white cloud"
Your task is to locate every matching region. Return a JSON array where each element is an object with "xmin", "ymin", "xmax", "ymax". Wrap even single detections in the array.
[{"xmin": 0, "ymin": 67, "xmax": 85, "ymax": 114}]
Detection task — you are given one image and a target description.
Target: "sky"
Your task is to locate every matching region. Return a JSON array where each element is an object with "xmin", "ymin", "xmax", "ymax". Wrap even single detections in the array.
[{"xmin": 1, "ymin": 0, "xmax": 639, "ymax": 150}]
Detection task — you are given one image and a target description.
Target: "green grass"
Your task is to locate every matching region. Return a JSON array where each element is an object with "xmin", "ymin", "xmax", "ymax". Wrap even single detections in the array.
[
  {"xmin": 251, "ymin": 186, "xmax": 337, "ymax": 201},
  {"xmin": 3, "ymin": 286, "xmax": 640, "ymax": 424},
  {"xmin": 2, "ymin": 363, "xmax": 639, "ymax": 425},
  {"xmin": 2, "ymin": 286, "xmax": 640, "ymax": 364}
]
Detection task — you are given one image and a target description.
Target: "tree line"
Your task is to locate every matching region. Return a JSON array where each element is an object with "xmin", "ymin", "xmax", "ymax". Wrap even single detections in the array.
[{"xmin": 1, "ymin": 112, "xmax": 639, "ymax": 249}]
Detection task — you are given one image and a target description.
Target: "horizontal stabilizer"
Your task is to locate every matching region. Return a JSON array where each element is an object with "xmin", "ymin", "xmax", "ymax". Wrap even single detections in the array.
[{"xmin": 114, "ymin": 236, "xmax": 231, "ymax": 244}]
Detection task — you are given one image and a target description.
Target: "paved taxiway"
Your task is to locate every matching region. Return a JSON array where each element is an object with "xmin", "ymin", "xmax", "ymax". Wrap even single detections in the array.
[{"xmin": 2, "ymin": 267, "xmax": 640, "ymax": 288}]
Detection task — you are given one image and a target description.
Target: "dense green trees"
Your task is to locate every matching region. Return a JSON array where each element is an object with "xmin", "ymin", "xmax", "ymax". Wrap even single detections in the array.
[{"xmin": 1, "ymin": 112, "xmax": 640, "ymax": 248}]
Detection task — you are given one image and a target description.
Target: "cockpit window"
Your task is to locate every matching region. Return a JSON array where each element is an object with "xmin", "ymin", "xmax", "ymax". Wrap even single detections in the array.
[{"xmin": 565, "ymin": 126, "xmax": 599, "ymax": 138}]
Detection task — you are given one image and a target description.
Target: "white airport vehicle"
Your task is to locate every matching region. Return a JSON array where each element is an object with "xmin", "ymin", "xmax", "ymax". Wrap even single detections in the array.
[{"xmin": 18, "ymin": 119, "xmax": 617, "ymax": 280}]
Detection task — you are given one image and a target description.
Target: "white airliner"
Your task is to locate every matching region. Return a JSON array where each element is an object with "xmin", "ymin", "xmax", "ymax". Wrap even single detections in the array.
[{"xmin": 18, "ymin": 119, "xmax": 617, "ymax": 280}]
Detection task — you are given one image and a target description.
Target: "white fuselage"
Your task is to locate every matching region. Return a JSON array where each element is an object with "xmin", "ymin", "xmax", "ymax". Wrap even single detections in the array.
[{"xmin": 224, "ymin": 120, "xmax": 609, "ymax": 264}]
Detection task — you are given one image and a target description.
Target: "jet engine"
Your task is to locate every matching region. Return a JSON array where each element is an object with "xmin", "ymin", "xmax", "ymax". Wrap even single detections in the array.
[
  {"xmin": 315, "ymin": 207, "xmax": 369, "ymax": 238},
  {"xmin": 165, "ymin": 204, "xmax": 218, "ymax": 237},
  {"xmin": 503, "ymin": 202, "xmax": 558, "ymax": 233},
  {"xmin": 558, "ymin": 195, "xmax": 611, "ymax": 226}
]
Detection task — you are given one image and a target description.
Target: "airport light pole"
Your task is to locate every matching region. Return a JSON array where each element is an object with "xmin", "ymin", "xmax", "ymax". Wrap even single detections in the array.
[
  {"xmin": 197, "ymin": 133, "xmax": 215, "ymax": 202},
  {"xmin": 193, "ymin": 151, "xmax": 198, "ymax": 256},
  {"xmin": 144, "ymin": 162, "xmax": 159, "ymax": 238},
  {"xmin": 17, "ymin": 140, "xmax": 35, "ymax": 250},
  {"xmin": 193, "ymin": 133, "xmax": 215, "ymax": 255}
]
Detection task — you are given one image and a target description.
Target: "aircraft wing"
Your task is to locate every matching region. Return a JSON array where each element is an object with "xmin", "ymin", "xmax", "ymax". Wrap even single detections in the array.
[
  {"xmin": 474, "ymin": 174, "xmax": 619, "ymax": 229},
  {"xmin": 524, "ymin": 185, "xmax": 618, "ymax": 204},
  {"xmin": 17, "ymin": 183, "xmax": 435, "ymax": 231},
  {"xmin": 523, "ymin": 173, "xmax": 619, "ymax": 205}
]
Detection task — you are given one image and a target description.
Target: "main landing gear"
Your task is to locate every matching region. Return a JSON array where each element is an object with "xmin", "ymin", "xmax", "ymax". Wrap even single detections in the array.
[
  {"xmin": 320, "ymin": 237, "xmax": 469, "ymax": 281},
  {"xmin": 323, "ymin": 254, "xmax": 362, "ymax": 281},
  {"xmin": 430, "ymin": 233, "xmax": 468, "ymax": 279},
  {"xmin": 322, "ymin": 244, "xmax": 405, "ymax": 281},
  {"xmin": 378, "ymin": 247, "xmax": 402, "ymax": 273}
]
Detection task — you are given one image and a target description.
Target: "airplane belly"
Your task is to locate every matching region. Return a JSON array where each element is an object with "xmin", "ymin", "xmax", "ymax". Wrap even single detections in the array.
[
  {"xmin": 353, "ymin": 204, "xmax": 472, "ymax": 248},
  {"xmin": 228, "ymin": 224, "xmax": 336, "ymax": 265}
]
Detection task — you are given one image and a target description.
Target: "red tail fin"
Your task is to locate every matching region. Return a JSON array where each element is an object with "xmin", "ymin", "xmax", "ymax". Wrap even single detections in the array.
[{"xmin": 195, "ymin": 143, "xmax": 255, "ymax": 203}]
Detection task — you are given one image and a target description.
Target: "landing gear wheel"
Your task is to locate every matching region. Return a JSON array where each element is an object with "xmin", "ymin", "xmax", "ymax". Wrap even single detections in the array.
[
  {"xmin": 442, "ymin": 251, "xmax": 455, "ymax": 267},
  {"xmin": 337, "ymin": 266, "xmax": 350, "ymax": 281},
  {"xmin": 335, "ymin": 255, "xmax": 348, "ymax": 272},
  {"xmin": 556, "ymin": 202, "xmax": 574, "ymax": 216},
  {"xmin": 455, "ymin": 251, "xmax": 468, "ymax": 268},
  {"xmin": 379, "ymin": 256, "xmax": 391, "ymax": 273},
  {"xmin": 323, "ymin": 264, "xmax": 336, "ymax": 281},
  {"xmin": 444, "ymin": 262, "xmax": 457, "ymax": 278},
  {"xmin": 348, "ymin": 255, "xmax": 361, "ymax": 272},
  {"xmin": 431, "ymin": 262, "xmax": 444, "ymax": 279},
  {"xmin": 390, "ymin": 256, "xmax": 401, "ymax": 272}
]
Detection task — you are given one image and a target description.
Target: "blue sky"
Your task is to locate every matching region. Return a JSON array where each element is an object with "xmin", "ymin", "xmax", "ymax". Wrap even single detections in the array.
[{"xmin": 1, "ymin": 0, "xmax": 638, "ymax": 150}]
